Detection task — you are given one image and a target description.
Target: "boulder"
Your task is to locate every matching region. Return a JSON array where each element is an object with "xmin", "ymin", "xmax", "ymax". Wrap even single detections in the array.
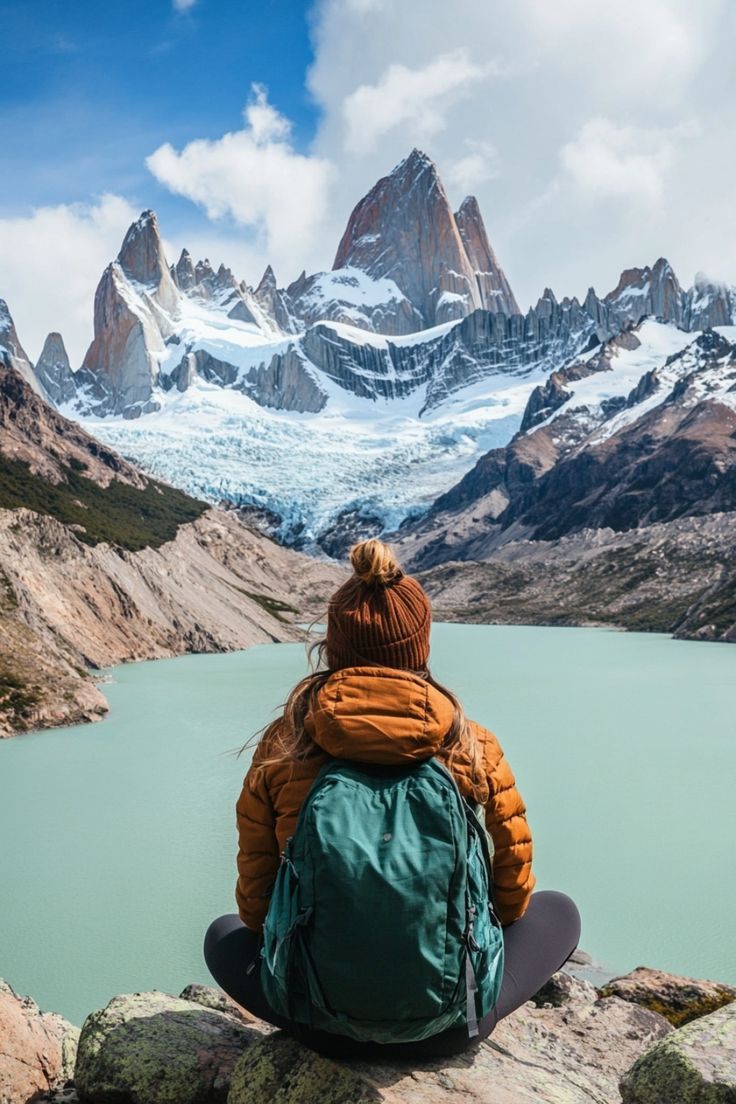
[
  {"xmin": 227, "ymin": 1035, "xmax": 380, "ymax": 1104},
  {"xmin": 228, "ymin": 973, "xmax": 672, "ymax": 1104},
  {"xmin": 601, "ymin": 966, "xmax": 736, "ymax": 1027},
  {"xmin": 620, "ymin": 1001, "xmax": 736, "ymax": 1103},
  {"xmin": 74, "ymin": 990, "xmax": 258, "ymax": 1104},
  {"xmin": 178, "ymin": 983, "xmax": 271, "ymax": 1029},
  {"xmin": 0, "ymin": 977, "xmax": 79, "ymax": 1102}
]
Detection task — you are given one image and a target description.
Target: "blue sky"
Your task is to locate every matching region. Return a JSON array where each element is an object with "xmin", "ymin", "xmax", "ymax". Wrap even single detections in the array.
[
  {"xmin": 1, "ymin": 0, "xmax": 734, "ymax": 366},
  {"xmin": 0, "ymin": 0, "xmax": 317, "ymax": 227}
]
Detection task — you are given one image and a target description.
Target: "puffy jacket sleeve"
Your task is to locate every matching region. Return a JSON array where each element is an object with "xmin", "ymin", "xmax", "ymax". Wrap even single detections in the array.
[
  {"xmin": 235, "ymin": 738, "xmax": 279, "ymax": 931},
  {"xmin": 478, "ymin": 723, "xmax": 535, "ymax": 926}
]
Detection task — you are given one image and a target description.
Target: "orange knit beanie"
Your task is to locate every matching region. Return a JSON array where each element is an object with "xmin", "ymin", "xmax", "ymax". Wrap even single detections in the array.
[{"xmin": 326, "ymin": 539, "xmax": 432, "ymax": 671}]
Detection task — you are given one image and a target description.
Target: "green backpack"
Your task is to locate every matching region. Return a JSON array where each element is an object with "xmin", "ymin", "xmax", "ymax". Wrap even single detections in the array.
[{"xmin": 259, "ymin": 757, "xmax": 505, "ymax": 1043}]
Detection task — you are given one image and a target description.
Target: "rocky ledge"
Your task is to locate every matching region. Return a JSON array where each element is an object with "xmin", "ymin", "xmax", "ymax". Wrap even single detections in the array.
[{"xmin": 2, "ymin": 964, "xmax": 734, "ymax": 1104}]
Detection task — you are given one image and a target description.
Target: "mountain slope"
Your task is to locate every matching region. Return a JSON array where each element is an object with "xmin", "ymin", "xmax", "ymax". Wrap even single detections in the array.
[
  {"xmin": 394, "ymin": 321, "xmax": 736, "ymax": 641},
  {"xmin": 0, "ymin": 356, "xmax": 343, "ymax": 736}
]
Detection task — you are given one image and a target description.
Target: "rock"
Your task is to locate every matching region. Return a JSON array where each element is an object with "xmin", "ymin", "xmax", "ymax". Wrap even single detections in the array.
[
  {"xmin": 228, "ymin": 972, "xmax": 671, "ymax": 1104},
  {"xmin": 117, "ymin": 210, "xmax": 178, "ymax": 314},
  {"xmin": 78, "ymin": 210, "xmax": 181, "ymax": 417},
  {"xmin": 0, "ymin": 297, "xmax": 42, "ymax": 395},
  {"xmin": 605, "ymin": 257, "xmax": 685, "ymax": 328},
  {"xmin": 172, "ymin": 248, "xmax": 196, "ymax": 292},
  {"xmin": 34, "ymin": 333, "xmax": 77, "ymax": 406},
  {"xmin": 620, "ymin": 1001, "xmax": 736, "ymax": 1103},
  {"xmin": 74, "ymin": 990, "xmax": 258, "ymax": 1104},
  {"xmin": 531, "ymin": 968, "xmax": 596, "ymax": 1007},
  {"xmin": 254, "ymin": 266, "xmax": 300, "ymax": 335},
  {"xmin": 0, "ymin": 977, "xmax": 79, "ymax": 1102},
  {"xmin": 178, "ymin": 984, "xmax": 269, "ymax": 1028},
  {"xmin": 568, "ymin": 948, "xmax": 594, "ymax": 965},
  {"xmin": 454, "ymin": 195, "xmax": 519, "ymax": 315},
  {"xmin": 332, "ymin": 148, "xmax": 485, "ymax": 328},
  {"xmin": 227, "ymin": 1035, "xmax": 380, "ymax": 1104},
  {"xmin": 601, "ymin": 966, "xmax": 736, "ymax": 1027}
]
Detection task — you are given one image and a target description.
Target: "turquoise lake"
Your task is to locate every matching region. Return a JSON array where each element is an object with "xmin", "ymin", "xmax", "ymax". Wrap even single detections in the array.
[{"xmin": 0, "ymin": 623, "xmax": 734, "ymax": 1026}]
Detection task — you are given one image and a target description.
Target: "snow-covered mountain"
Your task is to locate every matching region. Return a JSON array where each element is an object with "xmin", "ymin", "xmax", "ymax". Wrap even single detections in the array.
[
  {"xmin": 7, "ymin": 148, "xmax": 736, "ymax": 554},
  {"xmin": 399, "ymin": 319, "xmax": 736, "ymax": 568}
]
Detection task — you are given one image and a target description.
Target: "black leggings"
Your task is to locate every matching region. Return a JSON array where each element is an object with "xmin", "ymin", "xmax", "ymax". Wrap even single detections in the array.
[{"xmin": 203, "ymin": 889, "xmax": 580, "ymax": 1060}]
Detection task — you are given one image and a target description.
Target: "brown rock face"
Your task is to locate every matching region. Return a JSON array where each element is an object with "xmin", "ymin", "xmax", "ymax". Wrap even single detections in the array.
[
  {"xmin": 0, "ymin": 978, "xmax": 78, "ymax": 1102},
  {"xmin": 0, "ymin": 360, "xmax": 144, "ymax": 487},
  {"xmin": 605, "ymin": 257, "xmax": 685, "ymax": 327},
  {"xmin": 601, "ymin": 966, "xmax": 736, "ymax": 1027},
  {"xmin": 117, "ymin": 209, "xmax": 178, "ymax": 313},
  {"xmin": 77, "ymin": 210, "xmax": 181, "ymax": 416},
  {"xmin": 80, "ymin": 262, "xmax": 165, "ymax": 416},
  {"xmin": 455, "ymin": 195, "xmax": 520, "ymax": 315},
  {"xmin": 332, "ymin": 148, "xmax": 484, "ymax": 327}
]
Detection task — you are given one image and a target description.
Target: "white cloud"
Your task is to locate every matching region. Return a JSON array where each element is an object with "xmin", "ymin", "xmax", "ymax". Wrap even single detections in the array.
[
  {"xmin": 308, "ymin": 0, "xmax": 733, "ymax": 308},
  {"xmin": 0, "ymin": 194, "xmax": 139, "ymax": 368},
  {"xmin": 342, "ymin": 50, "xmax": 489, "ymax": 155},
  {"xmin": 146, "ymin": 84, "xmax": 333, "ymax": 272},
  {"xmin": 558, "ymin": 117, "xmax": 699, "ymax": 204},
  {"xmin": 446, "ymin": 140, "xmax": 499, "ymax": 191},
  {"xmin": 172, "ymin": 0, "xmax": 197, "ymax": 11}
]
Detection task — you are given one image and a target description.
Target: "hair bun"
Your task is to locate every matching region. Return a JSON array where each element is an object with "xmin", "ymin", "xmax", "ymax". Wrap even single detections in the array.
[{"xmin": 349, "ymin": 539, "xmax": 404, "ymax": 587}]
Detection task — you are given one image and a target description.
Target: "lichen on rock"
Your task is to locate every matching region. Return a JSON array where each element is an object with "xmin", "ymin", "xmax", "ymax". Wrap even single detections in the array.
[
  {"xmin": 620, "ymin": 1000, "xmax": 736, "ymax": 1103},
  {"xmin": 227, "ymin": 1035, "xmax": 380, "ymax": 1104},
  {"xmin": 74, "ymin": 990, "xmax": 259, "ymax": 1104},
  {"xmin": 600, "ymin": 965, "xmax": 736, "ymax": 1028}
]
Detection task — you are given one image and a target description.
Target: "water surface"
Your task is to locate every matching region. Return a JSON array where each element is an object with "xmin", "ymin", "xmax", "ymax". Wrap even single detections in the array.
[{"xmin": 1, "ymin": 624, "xmax": 733, "ymax": 1025}]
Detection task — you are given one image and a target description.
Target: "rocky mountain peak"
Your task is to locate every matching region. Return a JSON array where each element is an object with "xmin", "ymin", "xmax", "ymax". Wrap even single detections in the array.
[
  {"xmin": 173, "ymin": 249, "xmax": 196, "ymax": 292},
  {"xmin": 34, "ymin": 332, "xmax": 77, "ymax": 406},
  {"xmin": 331, "ymin": 150, "xmax": 519, "ymax": 328},
  {"xmin": 256, "ymin": 265, "xmax": 277, "ymax": 295},
  {"xmin": 118, "ymin": 211, "xmax": 162, "ymax": 284},
  {"xmin": 605, "ymin": 257, "xmax": 685, "ymax": 327},
  {"xmin": 0, "ymin": 298, "xmax": 40, "ymax": 394},
  {"xmin": 454, "ymin": 195, "xmax": 520, "ymax": 315},
  {"xmin": 332, "ymin": 149, "xmax": 481, "ymax": 327},
  {"xmin": 117, "ymin": 210, "xmax": 178, "ymax": 313}
]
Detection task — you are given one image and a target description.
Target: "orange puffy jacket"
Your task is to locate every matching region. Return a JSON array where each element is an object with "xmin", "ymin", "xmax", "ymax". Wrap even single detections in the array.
[{"xmin": 235, "ymin": 665, "xmax": 535, "ymax": 930}]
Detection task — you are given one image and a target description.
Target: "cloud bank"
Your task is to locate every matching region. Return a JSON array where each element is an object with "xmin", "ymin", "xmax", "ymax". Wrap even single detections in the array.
[
  {"xmin": 146, "ymin": 84, "xmax": 333, "ymax": 274},
  {"xmin": 0, "ymin": 194, "xmax": 139, "ymax": 368}
]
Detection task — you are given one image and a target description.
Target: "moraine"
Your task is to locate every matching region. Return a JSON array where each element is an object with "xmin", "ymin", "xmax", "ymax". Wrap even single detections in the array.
[{"xmin": 0, "ymin": 622, "xmax": 734, "ymax": 1025}]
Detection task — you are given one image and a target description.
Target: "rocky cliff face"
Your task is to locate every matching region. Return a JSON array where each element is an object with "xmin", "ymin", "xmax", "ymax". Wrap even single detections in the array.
[
  {"xmin": 78, "ymin": 211, "xmax": 179, "ymax": 418},
  {"xmin": 332, "ymin": 148, "xmax": 512, "ymax": 328},
  {"xmin": 402, "ymin": 324, "xmax": 736, "ymax": 555},
  {"xmin": 34, "ymin": 332, "xmax": 77, "ymax": 406},
  {"xmin": 454, "ymin": 194, "xmax": 520, "ymax": 315},
  {"xmin": 0, "ymin": 298, "xmax": 41, "ymax": 394}
]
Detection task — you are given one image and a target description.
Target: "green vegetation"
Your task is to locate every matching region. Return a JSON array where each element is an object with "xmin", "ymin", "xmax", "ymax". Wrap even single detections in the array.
[
  {"xmin": 0, "ymin": 454, "xmax": 207, "ymax": 551},
  {"xmin": 226, "ymin": 582, "xmax": 299, "ymax": 622},
  {"xmin": 0, "ymin": 569, "xmax": 18, "ymax": 612},
  {"xmin": 598, "ymin": 985, "xmax": 734, "ymax": 1028},
  {"xmin": 0, "ymin": 667, "xmax": 42, "ymax": 728}
]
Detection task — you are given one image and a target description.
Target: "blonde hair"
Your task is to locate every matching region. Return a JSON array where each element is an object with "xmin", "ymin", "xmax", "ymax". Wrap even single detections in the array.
[
  {"xmin": 349, "ymin": 538, "xmax": 403, "ymax": 586},
  {"xmin": 241, "ymin": 539, "xmax": 482, "ymax": 785}
]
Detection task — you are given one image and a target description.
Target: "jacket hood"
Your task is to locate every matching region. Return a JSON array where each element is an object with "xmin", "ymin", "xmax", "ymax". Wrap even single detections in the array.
[{"xmin": 305, "ymin": 665, "xmax": 455, "ymax": 764}]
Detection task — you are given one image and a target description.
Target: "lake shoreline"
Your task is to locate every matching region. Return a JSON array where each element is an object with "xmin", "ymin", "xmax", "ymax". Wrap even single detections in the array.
[{"xmin": 4, "ymin": 607, "xmax": 730, "ymax": 741}]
